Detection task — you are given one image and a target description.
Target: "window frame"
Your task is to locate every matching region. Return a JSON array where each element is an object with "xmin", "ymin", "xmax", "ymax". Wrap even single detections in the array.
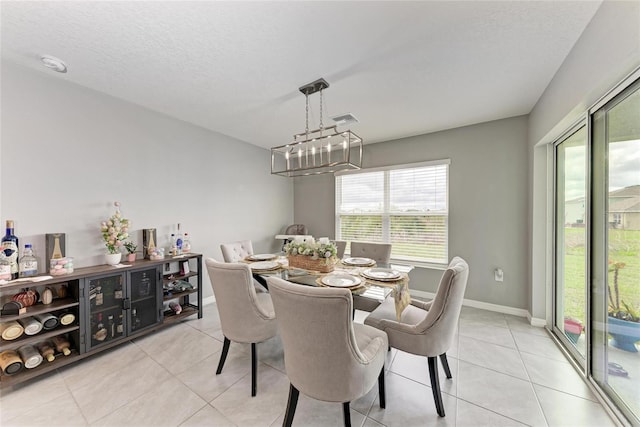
[{"xmin": 335, "ymin": 159, "xmax": 450, "ymax": 268}]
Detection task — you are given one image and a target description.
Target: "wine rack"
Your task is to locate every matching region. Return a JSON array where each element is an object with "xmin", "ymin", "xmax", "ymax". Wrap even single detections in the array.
[{"xmin": 0, "ymin": 253, "xmax": 202, "ymax": 388}]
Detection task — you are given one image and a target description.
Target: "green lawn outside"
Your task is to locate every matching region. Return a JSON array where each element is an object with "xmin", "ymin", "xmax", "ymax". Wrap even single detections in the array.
[{"xmin": 563, "ymin": 228, "xmax": 640, "ymax": 322}]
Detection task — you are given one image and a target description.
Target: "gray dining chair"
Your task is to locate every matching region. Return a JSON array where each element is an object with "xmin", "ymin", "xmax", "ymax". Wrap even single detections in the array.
[
  {"xmin": 220, "ymin": 240, "xmax": 267, "ymax": 293},
  {"xmin": 333, "ymin": 240, "xmax": 347, "ymax": 259},
  {"xmin": 364, "ymin": 256, "xmax": 469, "ymax": 417},
  {"xmin": 266, "ymin": 276, "xmax": 388, "ymax": 427},
  {"xmin": 205, "ymin": 258, "xmax": 278, "ymax": 396},
  {"xmin": 349, "ymin": 242, "xmax": 392, "ymax": 264}
]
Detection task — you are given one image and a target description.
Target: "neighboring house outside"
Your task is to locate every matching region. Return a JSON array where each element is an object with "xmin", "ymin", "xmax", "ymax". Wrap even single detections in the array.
[
  {"xmin": 565, "ymin": 196, "xmax": 585, "ymax": 226},
  {"xmin": 608, "ymin": 185, "xmax": 640, "ymax": 230}
]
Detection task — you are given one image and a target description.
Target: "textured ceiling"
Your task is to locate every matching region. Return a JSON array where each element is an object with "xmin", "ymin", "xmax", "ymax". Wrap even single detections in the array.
[{"xmin": 1, "ymin": 1, "xmax": 602, "ymax": 149}]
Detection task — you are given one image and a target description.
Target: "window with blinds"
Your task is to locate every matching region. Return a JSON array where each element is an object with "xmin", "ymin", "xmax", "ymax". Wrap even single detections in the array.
[{"xmin": 335, "ymin": 160, "xmax": 449, "ymax": 265}]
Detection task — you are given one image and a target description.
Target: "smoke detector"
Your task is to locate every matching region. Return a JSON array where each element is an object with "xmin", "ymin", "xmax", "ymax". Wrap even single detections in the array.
[
  {"xmin": 331, "ymin": 113, "xmax": 359, "ymax": 126},
  {"xmin": 40, "ymin": 55, "xmax": 68, "ymax": 73}
]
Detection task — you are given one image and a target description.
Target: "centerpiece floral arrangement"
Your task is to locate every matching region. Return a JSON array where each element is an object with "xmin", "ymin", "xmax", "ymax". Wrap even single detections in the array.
[
  {"xmin": 284, "ymin": 237, "xmax": 337, "ymax": 272},
  {"xmin": 100, "ymin": 202, "xmax": 130, "ymax": 254}
]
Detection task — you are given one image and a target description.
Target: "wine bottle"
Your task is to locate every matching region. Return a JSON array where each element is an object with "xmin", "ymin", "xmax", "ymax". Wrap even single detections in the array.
[
  {"xmin": 1, "ymin": 220, "xmax": 19, "ymax": 280},
  {"xmin": 36, "ymin": 341, "xmax": 56, "ymax": 362},
  {"xmin": 51, "ymin": 335, "xmax": 71, "ymax": 356},
  {"xmin": 94, "ymin": 313, "xmax": 107, "ymax": 341},
  {"xmin": 108, "ymin": 315, "xmax": 115, "ymax": 339}
]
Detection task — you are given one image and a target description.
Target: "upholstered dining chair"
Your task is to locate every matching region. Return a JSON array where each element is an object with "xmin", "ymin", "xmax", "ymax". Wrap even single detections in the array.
[
  {"xmin": 220, "ymin": 240, "xmax": 267, "ymax": 293},
  {"xmin": 333, "ymin": 240, "xmax": 347, "ymax": 259},
  {"xmin": 349, "ymin": 242, "xmax": 392, "ymax": 264},
  {"xmin": 364, "ymin": 256, "xmax": 469, "ymax": 417},
  {"xmin": 266, "ymin": 277, "xmax": 388, "ymax": 427},
  {"xmin": 205, "ymin": 258, "xmax": 278, "ymax": 396},
  {"xmin": 284, "ymin": 224, "xmax": 309, "ymax": 236}
]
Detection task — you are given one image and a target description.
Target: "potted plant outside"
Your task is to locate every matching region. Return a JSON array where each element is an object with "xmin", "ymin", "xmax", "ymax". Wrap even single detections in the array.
[
  {"xmin": 124, "ymin": 241, "xmax": 138, "ymax": 263},
  {"xmin": 608, "ymin": 260, "xmax": 640, "ymax": 352}
]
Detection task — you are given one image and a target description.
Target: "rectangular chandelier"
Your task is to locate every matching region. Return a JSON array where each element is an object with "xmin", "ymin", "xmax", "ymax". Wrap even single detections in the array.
[{"xmin": 271, "ymin": 78, "xmax": 363, "ymax": 177}]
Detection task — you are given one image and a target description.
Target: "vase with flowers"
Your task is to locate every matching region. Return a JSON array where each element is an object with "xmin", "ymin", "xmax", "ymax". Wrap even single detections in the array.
[
  {"xmin": 284, "ymin": 236, "xmax": 337, "ymax": 273},
  {"xmin": 100, "ymin": 201, "xmax": 129, "ymax": 265}
]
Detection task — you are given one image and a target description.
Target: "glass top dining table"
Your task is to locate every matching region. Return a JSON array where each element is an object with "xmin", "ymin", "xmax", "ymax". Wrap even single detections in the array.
[{"xmin": 252, "ymin": 257, "xmax": 413, "ymax": 314}]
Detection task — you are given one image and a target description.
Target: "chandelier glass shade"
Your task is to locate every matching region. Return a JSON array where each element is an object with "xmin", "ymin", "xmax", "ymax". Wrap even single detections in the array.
[{"xmin": 271, "ymin": 78, "xmax": 362, "ymax": 177}]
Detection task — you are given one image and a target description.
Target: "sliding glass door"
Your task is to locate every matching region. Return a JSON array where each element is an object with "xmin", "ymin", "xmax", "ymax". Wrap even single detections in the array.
[
  {"xmin": 554, "ymin": 74, "xmax": 639, "ymax": 424},
  {"xmin": 554, "ymin": 125, "xmax": 588, "ymax": 361},
  {"xmin": 591, "ymin": 77, "xmax": 640, "ymax": 423}
]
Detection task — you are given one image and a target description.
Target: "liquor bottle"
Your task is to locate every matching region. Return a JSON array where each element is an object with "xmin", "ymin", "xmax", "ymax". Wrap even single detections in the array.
[
  {"xmin": 175, "ymin": 223, "xmax": 183, "ymax": 254},
  {"xmin": 108, "ymin": 315, "xmax": 115, "ymax": 339},
  {"xmin": 36, "ymin": 341, "xmax": 56, "ymax": 362},
  {"xmin": 169, "ymin": 234, "xmax": 177, "ymax": 256},
  {"xmin": 116, "ymin": 313, "xmax": 123, "ymax": 334},
  {"xmin": 131, "ymin": 308, "xmax": 139, "ymax": 331},
  {"xmin": 0, "ymin": 251, "xmax": 11, "ymax": 280},
  {"xmin": 51, "ymin": 335, "xmax": 72, "ymax": 356},
  {"xmin": 1, "ymin": 220, "xmax": 19, "ymax": 280},
  {"xmin": 94, "ymin": 313, "xmax": 107, "ymax": 341},
  {"xmin": 182, "ymin": 233, "xmax": 191, "ymax": 253},
  {"xmin": 19, "ymin": 244, "xmax": 38, "ymax": 277}
]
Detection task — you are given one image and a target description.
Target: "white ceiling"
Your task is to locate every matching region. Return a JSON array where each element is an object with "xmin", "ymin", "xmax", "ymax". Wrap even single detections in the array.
[{"xmin": 1, "ymin": 1, "xmax": 602, "ymax": 149}]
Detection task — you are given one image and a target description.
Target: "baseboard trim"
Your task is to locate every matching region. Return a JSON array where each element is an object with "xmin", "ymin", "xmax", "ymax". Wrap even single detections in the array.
[
  {"xmin": 410, "ymin": 289, "xmax": 545, "ymax": 327},
  {"xmin": 202, "ymin": 295, "xmax": 216, "ymax": 306}
]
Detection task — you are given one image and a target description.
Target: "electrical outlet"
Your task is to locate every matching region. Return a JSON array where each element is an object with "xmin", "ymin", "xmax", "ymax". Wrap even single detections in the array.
[{"xmin": 494, "ymin": 268, "xmax": 504, "ymax": 282}]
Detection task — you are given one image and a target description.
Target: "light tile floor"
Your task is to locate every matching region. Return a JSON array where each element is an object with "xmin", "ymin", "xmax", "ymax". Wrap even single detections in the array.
[{"xmin": 0, "ymin": 304, "xmax": 618, "ymax": 426}]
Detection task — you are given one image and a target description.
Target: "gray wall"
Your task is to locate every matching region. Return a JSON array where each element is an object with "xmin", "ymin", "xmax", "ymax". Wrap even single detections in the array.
[
  {"xmin": 1, "ymin": 61, "xmax": 293, "ymax": 300},
  {"xmin": 295, "ymin": 116, "xmax": 530, "ymax": 310},
  {"xmin": 527, "ymin": 0, "xmax": 640, "ymax": 320}
]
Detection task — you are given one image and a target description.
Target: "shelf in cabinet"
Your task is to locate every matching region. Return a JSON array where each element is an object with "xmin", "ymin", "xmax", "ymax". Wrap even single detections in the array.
[
  {"xmin": 162, "ymin": 305, "xmax": 199, "ymax": 325},
  {"xmin": 90, "ymin": 303, "xmax": 123, "ymax": 315},
  {"xmin": 163, "ymin": 288, "xmax": 198, "ymax": 301},
  {"xmin": 0, "ymin": 325, "xmax": 80, "ymax": 351},
  {"xmin": 0, "ymin": 298, "xmax": 79, "ymax": 322},
  {"xmin": 163, "ymin": 271, "xmax": 198, "ymax": 283},
  {"xmin": 131, "ymin": 294, "xmax": 158, "ymax": 304},
  {"xmin": 0, "ymin": 349, "xmax": 81, "ymax": 386}
]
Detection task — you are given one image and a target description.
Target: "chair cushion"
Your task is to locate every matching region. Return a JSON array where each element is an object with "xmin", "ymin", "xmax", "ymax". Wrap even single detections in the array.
[
  {"xmin": 255, "ymin": 292, "xmax": 275, "ymax": 318},
  {"xmin": 353, "ymin": 323, "xmax": 388, "ymax": 362},
  {"xmin": 364, "ymin": 296, "xmax": 426, "ymax": 330}
]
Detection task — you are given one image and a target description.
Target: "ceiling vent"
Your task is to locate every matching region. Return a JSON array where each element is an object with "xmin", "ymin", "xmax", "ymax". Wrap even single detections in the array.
[{"xmin": 331, "ymin": 113, "xmax": 359, "ymax": 126}]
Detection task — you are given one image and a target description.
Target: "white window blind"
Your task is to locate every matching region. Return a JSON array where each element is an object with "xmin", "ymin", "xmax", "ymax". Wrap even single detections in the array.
[{"xmin": 336, "ymin": 160, "xmax": 449, "ymax": 265}]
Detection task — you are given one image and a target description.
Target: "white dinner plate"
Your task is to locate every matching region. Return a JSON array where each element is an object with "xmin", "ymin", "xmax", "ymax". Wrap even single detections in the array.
[
  {"xmin": 361, "ymin": 268, "xmax": 402, "ymax": 281},
  {"xmin": 321, "ymin": 274, "xmax": 362, "ymax": 288},
  {"xmin": 249, "ymin": 261, "xmax": 280, "ymax": 271},
  {"xmin": 342, "ymin": 257, "xmax": 375, "ymax": 266},
  {"xmin": 247, "ymin": 253, "xmax": 277, "ymax": 261}
]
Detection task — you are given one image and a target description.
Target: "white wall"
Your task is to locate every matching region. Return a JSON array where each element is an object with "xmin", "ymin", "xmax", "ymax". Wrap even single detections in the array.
[
  {"xmin": 295, "ymin": 116, "xmax": 530, "ymax": 310},
  {"xmin": 0, "ymin": 61, "xmax": 294, "ymax": 300},
  {"xmin": 528, "ymin": 0, "xmax": 640, "ymax": 320}
]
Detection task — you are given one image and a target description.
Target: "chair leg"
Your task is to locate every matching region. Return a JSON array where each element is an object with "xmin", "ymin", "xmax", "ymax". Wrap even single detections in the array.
[
  {"xmin": 216, "ymin": 337, "xmax": 231, "ymax": 375},
  {"xmin": 342, "ymin": 402, "xmax": 352, "ymax": 427},
  {"xmin": 439, "ymin": 353, "xmax": 452, "ymax": 379},
  {"xmin": 251, "ymin": 342, "xmax": 257, "ymax": 397},
  {"xmin": 378, "ymin": 367, "xmax": 386, "ymax": 409},
  {"xmin": 428, "ymin": 356, "xmax": 445, "ymax": 417},
  {"xmin": 283, "ymin": 383, "xmax": 299, "ymax": 427}
]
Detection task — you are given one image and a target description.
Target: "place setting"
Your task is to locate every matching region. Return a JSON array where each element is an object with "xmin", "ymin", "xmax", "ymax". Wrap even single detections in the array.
[
  {"xmin": 360, "ymin": 267, "xmax": 404, "ymax": 282},
  {"xmin": 316, "ymin": 273, "xmax": 363, "ymax": 290},
  {"xmin": 341, "ymin": 257, "xmax": 376, "ymax": 267},
  {"xmin": 245, "ymin": 253, "xmax": 278, "ymax": 262},
  {"xmin": 247, "ymin": 260, "xmax": 283, "ymax": 273}
]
